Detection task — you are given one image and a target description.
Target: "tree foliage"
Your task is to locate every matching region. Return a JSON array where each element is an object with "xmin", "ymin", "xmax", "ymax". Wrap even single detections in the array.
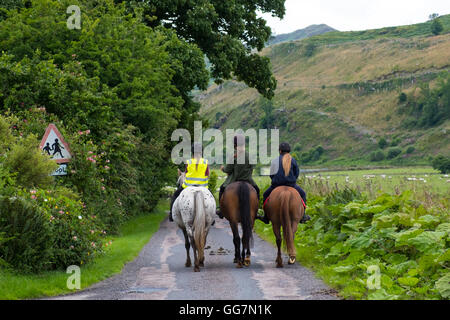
[
  {"xmin": 115, "ymin": 0, "xmax": 286, "ymax": 99},
  {"xmin": 429, "ymin": 14, "xmax": 444, "ymax": 35},
  {"xmin": 432, "ymin": 155, "xmax": 450, "ymax": 174},
  {"xmin": 399, "ymin": 73, "xmax": 450, "ymax": 128},
  {"xmin": 0, "ymin": 0, "xmax": 209, "ymax": 222}
]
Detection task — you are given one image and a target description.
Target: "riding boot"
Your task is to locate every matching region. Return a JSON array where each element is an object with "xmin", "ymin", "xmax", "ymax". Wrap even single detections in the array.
[
  {"xmin": 216, "ymin": 186, "xmax": 225, "ymax": 219},
  {"xmin": 216, "ymin": 209, "xmax": 224, "ymax": 219},
  {"xmin": 300, "ymin": 209, "xmax": 311, "ymax": 224},
  {"xmin": 169, "ymin": 199, "xmax": 174, "ymax": 222},
  {"xmin": 256, "ymin": 212, "xmax": 270, "ymax": 224}
]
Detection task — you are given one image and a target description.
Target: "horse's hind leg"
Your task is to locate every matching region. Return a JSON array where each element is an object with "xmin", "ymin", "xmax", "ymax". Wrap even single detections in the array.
[
  {"xmin": 241, "ymin": 235, "xmax": 251, "ymax": 267},
  {"xmin": 243, "ymin": 248, "xmax": 251, "ymax": 267},
  {"xmin": 182, "ymin": 229, "xmax": 191, "ymax": 268},
  {"xmin": 230, "ymin": 223, "xmax": 242, "ymax": 268},
  {"xmin": 273, "ymin": 224, "xmax": 283, "ymax": 268},
  {"xmin": 190, "ymin": 236, "xmax": 200, "ymax": 272},
  {"xmin": 288, "ymin": 218, "xmax": 299, "ymax": 265},
  {"xmin": 199, "ymin": 235, "xmax": 206, "ymax": 267}
]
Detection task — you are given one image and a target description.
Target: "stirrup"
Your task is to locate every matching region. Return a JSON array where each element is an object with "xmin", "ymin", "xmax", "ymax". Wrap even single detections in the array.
[
  {"xmin": 216, "ymin": 209, "xmax": 224, "ymax": 219},
  {"xmin": 256, "ymin": 214, "xmax": 270, "ymax": 225},
  {"xmin": 300, "ymin": 214, "xmax": 311, "ymax": 224}
]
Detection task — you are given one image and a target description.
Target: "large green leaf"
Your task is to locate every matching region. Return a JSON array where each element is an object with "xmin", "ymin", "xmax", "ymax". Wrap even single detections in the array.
[
  {"xmin": 397, "ymin": 276, "xmax": 420, "ymax": 287},
  {"xmin": 435, "ymin": 273, "xmax": 450, "ymax": 298},
  {"xmin": 347, "ymin": 234, "xmax": 373, "ymax": 249},
  {"xmin": 408, "ymin": 231, "xmax": 446, "ymax": 253},
  {"xmin": 436, "ymin": 223, "xmax": 450, "ymax": 235},
  {"xmin": 394, "ymin": 228, "xmax": 424, "ymax": 247},
  {"xmin": 367, "ymin": 288, "xmax": 399, "ymax": 300},
  {"xmin": 333, "ymin": 265, "xmax": 355, "ymax": 273},
  {"xmin": 417, "ymin": 215, "xmax": 441, "ymax": 228}
]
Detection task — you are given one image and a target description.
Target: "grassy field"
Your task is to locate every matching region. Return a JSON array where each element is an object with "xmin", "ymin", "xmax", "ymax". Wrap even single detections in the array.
[
  {"xmin": 0, "ymin": 201, "xmax": 167, "ymax": 300},
  {"xmin": 215, "ymin": 166, "xmax": 449, "ymax": 202}
]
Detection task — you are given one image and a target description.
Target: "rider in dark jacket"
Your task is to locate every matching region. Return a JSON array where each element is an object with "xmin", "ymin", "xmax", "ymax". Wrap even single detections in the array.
[
  {"xmin": 257, "ymin": 142, "xmax": 310, "ymax": 224},
  {"xmin": 216, "ymin": 135, "xmax": 260, "ymax": 218}
]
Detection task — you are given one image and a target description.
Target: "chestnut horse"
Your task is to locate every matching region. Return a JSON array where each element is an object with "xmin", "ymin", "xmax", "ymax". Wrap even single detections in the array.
[
  {"xmin": 220, "ymin": 181, "xmax": 259, "ymax": 267},
  {"xmin": 263, "ymin": 186, "xmax": 305, "ymax": 267}
]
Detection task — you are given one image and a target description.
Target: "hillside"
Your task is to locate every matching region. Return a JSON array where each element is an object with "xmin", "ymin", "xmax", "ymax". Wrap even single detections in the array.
[
  {"xmin": 197, "ymin": 16, "xmax": 450, "ymax": 167},
  {"xmin": 267, "ymin": 24, "xmax": 336, "ymax": 46}
]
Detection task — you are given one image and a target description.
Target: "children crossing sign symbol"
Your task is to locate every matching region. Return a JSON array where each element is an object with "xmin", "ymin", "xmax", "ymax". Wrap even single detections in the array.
[{"xmin": 40, "ymin": 124, "xmax": 72, "ymax": 176}]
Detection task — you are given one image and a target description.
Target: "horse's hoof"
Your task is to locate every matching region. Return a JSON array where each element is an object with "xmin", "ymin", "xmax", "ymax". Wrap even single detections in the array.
[
  {"xmin": 199, "ymin": 262, "xmax": 204, "ymax": 267},
  {"xmin": 233, "ymin": 258, "xmax": 238, "ymax": 263},
  {"xmin": 185, "ymin": 261, "xmax": 192, "ymax": 267},
  {"xmin": 276, "ymin": 263, "xmax": 283, "ymax": 268},
  {"xmin": 236, "ymin": 262, "xmax": 243, "ymax": 268},
  {"xmin": 288, "ymin": 257, "xmax": 296, "ymax": 265},
  {"xmin": 194, "ymin": 266, "xmax": 200, "ymax": 272},
  {"xmin": 243, "ymin": 258, "xmax": 251, "ymax": 267}
]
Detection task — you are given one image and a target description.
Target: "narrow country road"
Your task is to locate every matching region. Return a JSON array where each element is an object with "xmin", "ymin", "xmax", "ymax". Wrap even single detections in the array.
[{"xmin": 49, "ymin": 218, "xmax": 339, "ymax": 300}]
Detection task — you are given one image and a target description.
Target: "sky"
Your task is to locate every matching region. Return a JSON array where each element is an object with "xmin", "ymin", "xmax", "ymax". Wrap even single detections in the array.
[{"xmin": 260, "ymin": 0, "xmax": 450, "ymax": 35}]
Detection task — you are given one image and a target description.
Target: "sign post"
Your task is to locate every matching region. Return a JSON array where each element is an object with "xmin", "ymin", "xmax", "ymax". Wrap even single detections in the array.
[{"xmin": 39, "ymin": 124, "xmax": 72, "ymax": 176}]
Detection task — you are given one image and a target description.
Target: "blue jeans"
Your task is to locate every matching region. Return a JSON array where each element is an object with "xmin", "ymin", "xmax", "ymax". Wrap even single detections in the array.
[{"xmin": 263, "ymin": 184, "xmax": 306, "ymax": 204}]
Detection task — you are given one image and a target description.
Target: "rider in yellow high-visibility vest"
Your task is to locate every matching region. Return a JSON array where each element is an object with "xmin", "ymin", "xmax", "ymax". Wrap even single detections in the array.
[
  {"xmin": 169, "ymin": 143, "xmax": 210, "ymax": 221},
  {"xmin": 182, "ymin": 158, "xmax": 209, "ymax": 188}
]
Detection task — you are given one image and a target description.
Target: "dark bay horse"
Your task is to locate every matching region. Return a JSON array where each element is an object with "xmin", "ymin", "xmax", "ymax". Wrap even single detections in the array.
[
  {"xmin": 220, "ymin": 181, "xmax": 259, "ymax": 267},
  {"xmin": 263, "ymin": 186, "xmax": 305, "ymax": 268}
]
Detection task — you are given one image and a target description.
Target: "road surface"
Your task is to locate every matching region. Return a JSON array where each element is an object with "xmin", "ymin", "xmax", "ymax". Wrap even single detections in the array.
[{"xmin": 49, "ymin": 217, "xmax": 339, "ymax": 300}]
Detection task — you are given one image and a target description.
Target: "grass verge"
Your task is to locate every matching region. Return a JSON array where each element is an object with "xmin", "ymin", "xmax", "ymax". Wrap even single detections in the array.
[{"xmin": 0, "ymin": 200, "xmax": 168, "ymax": 300}]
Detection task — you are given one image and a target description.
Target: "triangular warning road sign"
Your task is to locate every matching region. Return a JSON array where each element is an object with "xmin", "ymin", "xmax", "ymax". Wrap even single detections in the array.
[{"xmin": 39, "ymin": 124, "xmax": 72, "ymax": 163}]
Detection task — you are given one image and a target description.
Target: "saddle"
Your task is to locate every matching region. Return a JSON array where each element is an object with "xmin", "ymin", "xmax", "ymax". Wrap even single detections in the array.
[{"xmin": 263, "ymin": 188, "xmax": 307, "ymax": 209}]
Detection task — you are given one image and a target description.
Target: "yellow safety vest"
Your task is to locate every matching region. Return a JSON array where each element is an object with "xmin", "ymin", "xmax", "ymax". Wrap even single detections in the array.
[{"xmin": 182, "ymin": 158, "xmax": 209, "ymax": 189}]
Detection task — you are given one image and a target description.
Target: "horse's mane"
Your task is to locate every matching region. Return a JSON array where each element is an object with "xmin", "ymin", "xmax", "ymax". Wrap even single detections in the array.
[
  {"xmin": 282, "ymin": 153, "xmax": 292, "ymax": 177},
  {"xmin": 177, "ymin": 171, "xmax": 186, "ymax": 187}
]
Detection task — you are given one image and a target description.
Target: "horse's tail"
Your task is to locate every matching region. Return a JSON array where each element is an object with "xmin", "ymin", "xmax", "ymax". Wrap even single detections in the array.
[
  {"xmin": 280, "ymin": 191, "xmax": 295, "ymax": 257},
  {"xmin": 193, "ymin": 190, "xmax": 207, "ymax": 262},
  {"xmin": 239, "ymin": 182, "xmax": 253, "ymax": 250}
]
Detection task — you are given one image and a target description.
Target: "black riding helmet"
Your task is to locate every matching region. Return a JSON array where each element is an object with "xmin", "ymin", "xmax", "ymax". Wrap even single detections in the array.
[{"xmin": 279, "ymin": 142, "xmax": 291, "ymax": 154}]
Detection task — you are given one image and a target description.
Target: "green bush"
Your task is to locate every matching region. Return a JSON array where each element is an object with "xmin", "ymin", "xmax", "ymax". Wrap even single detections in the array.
[
  {"xmin": 391, "ymin": 138, "xmax": 400, "ymax": 147},
  {"xmin": 370, "ymin": 150, "xmax": 385, "ymax": 162},
  {"xmin": 431, "ymin": 18, "xmax": 444, "ymax": 35},
  {"xmin": 399, "ymin": 73, "xmax": 450, "ymax": 128},
  {"xmin": 387, "ymin": 148, "xmax": 402, "ymax": 159},
  {"xmin": 406, "ymin": 146, "xmax": 415, "ymax": 154},
  {"xmin": 432, "ymin": 155, "xmax": 450, "ymax": 174},
  {"xmin": 0, "ymin": 196, "xmax": 54, "ymax": 273},
  {"xmin": 26, "ymin": 188, "xmax": 103, "ymax": 269},
  {"xmin": 0, "ymin": 188, "xmax": 104, "ymax": 273},
  {"xmin": 3, "ymin": 134, "xmax": 57, "ymax": 189},
  {"xmin": 300, "ymin": 146, "xmax": 325, "ymax": 163},
  {"xmin": 208, "ymin": 170, "xmax": 218, "ymax": 194},
  {"xmin": 398, "ymin": 92, "xmax": 407, "ymax": 103},
  {"xmin": 378, "ymin": 138, "xmax": 388, "ymax": 149}
]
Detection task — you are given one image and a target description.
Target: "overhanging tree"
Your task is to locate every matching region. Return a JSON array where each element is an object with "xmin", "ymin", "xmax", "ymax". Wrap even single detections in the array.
[{"xmin": 115, "ymin": 0, "xmax": 286, "ymax": 99}]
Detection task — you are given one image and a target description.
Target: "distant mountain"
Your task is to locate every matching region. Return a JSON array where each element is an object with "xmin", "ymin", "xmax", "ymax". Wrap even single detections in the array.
[{"xmin": 267, "ymin": 24, "xmax": 337, "ymax": 46}]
